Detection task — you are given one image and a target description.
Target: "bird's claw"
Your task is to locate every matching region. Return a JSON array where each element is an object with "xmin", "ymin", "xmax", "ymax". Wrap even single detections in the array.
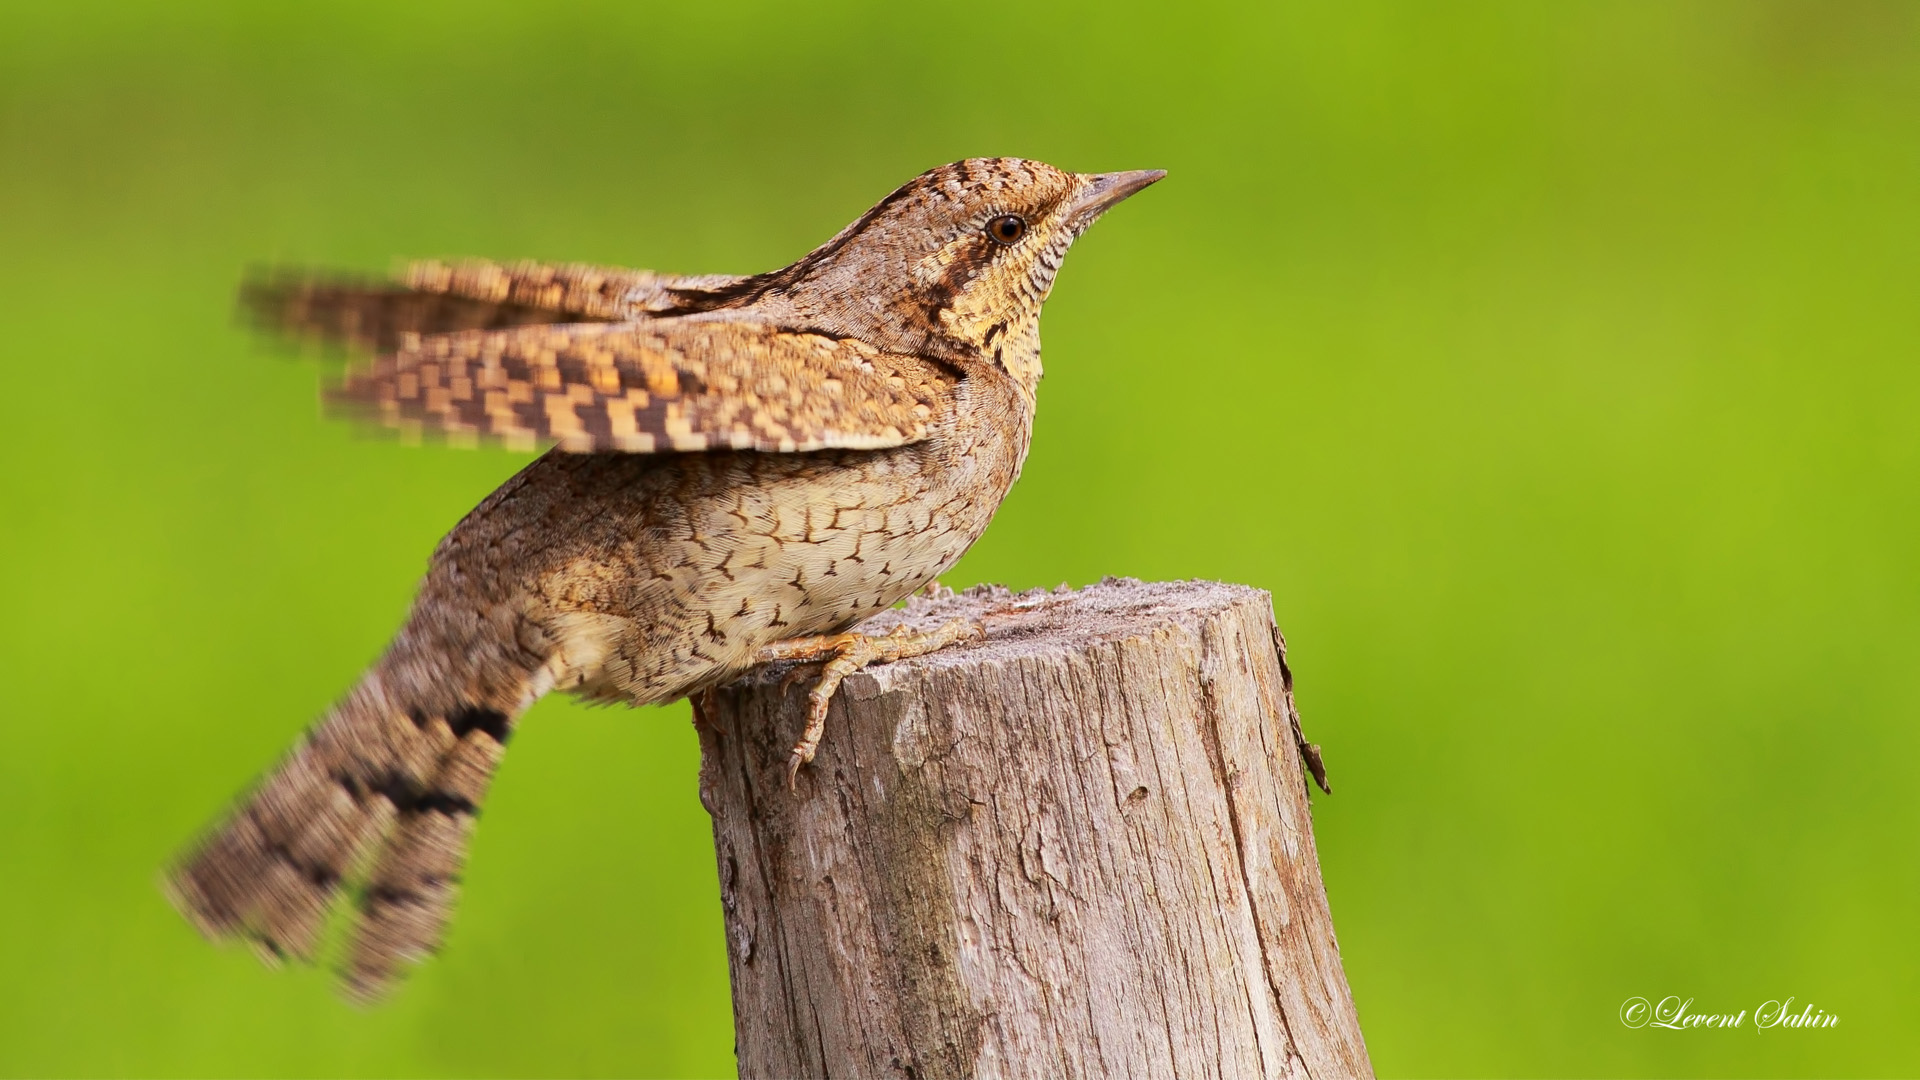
[{"xmin": 760, "ymin": 618, "xmax": 985, "ymax": 792}]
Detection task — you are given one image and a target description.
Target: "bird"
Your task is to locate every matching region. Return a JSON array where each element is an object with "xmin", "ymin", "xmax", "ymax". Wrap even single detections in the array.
[{"xmin": 167, "ymin": 157, "xmax": 1165, "ymax": 1000}]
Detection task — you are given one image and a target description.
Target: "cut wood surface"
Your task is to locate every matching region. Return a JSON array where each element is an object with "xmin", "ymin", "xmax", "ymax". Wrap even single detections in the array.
[{"xmin": 696, "ymin": 578, "xmax": 1371, "ymax": 1079}]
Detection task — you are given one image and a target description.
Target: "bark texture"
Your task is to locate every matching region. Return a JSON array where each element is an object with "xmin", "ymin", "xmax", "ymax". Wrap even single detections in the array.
[{"xmin": 697, "ymin": 578, "xmax": 1371, "ymax": 1079}]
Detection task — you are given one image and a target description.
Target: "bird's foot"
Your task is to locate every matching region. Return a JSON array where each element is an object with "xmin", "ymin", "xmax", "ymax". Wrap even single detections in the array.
[{"xmin": 756, "ymin": 618, "xmax": 984, "ymax": 790}]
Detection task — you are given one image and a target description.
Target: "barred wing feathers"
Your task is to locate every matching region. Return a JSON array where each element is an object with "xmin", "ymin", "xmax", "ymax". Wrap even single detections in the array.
[
  {"xmin": 397, "ymin": 259, "xmax": 746, "ymax": 320},
  {"xmin": 242, "ymin": 260, "xmax": 747, "ymax": 354},
  {"xmin": 330, "ymin": 321, "xmax": 953, "ymax": 454}
]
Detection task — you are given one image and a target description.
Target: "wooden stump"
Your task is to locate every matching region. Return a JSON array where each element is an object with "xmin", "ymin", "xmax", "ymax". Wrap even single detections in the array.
[{"xmin": 695, "ymin": 578, "xmax": 1371, "ymax": 1079}]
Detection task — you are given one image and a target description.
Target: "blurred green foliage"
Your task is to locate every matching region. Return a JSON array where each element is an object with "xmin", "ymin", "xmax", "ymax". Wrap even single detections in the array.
[{"xmin": 3, "ymin": 1, "xmax": 1917, "ymax": 1076}]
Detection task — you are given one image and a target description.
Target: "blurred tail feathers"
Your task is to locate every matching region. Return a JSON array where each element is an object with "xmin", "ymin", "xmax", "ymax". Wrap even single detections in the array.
[{"xmin": 167, "ymin": 668, "xmax": 523, "ymax": 1002}]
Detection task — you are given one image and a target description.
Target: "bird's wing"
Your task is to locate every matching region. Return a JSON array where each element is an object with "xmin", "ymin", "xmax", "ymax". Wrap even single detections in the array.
[
  {"xmin": 242, "ymin": 260, "xmax": 747, "ymax": 354},
  {"xmin": 330, "ymin": 320, "xmax": 954, "ymax": 453},
  {"xmin": 397, "ymin": 259, "xmax": 747, "ymax": 319}
]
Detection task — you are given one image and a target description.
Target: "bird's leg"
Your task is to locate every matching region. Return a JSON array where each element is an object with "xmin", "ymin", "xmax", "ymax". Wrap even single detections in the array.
[{"xmin": 756, "ymin": 618, "xmax": 984, "ymax": 789}]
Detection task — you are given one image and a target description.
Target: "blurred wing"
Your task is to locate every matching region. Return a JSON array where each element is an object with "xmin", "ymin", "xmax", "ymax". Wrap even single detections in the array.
[
  {"xmin": 330, "ymin": 321, "xmax": 953, "ymax": 453},
  {"xmin": 397, "ymin": 259, "xmax": 746, "ymax": 319},
  {"xmin": 242, "ymin": 260, "xmax": 747, "ymax": 354}
]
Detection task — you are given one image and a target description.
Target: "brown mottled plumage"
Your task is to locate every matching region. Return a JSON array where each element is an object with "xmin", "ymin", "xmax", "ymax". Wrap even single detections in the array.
[
  {"xmin": 169, "ymin": 158, "xmax": 1163, "ymax": 1000},
  {"xmin": 336, "ymin": 323, "xmax": 950, "ymax": 453}
]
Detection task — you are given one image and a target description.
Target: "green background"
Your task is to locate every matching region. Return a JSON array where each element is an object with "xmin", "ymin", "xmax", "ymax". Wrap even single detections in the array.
[{"xmin": 3, "ymin": 1, "xmax": 1916, "ymax": 1075}]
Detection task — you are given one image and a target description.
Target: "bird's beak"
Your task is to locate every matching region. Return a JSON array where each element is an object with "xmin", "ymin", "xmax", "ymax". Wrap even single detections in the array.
[{"xmin": 1070, "ymin": 169, "xmax": 1167, "ymax": 225}]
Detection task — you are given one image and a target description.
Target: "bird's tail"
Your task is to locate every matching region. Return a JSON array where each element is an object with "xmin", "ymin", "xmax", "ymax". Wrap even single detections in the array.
[{"xmin": 167, "ymin": 656, "xmax": 535, "ymax": 1000}]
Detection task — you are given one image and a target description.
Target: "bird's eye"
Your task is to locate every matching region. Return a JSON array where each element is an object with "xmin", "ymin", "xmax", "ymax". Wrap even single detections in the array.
[{"xmin": 985, "ymin": 214, "xmax": 1027, "ymax": 245}]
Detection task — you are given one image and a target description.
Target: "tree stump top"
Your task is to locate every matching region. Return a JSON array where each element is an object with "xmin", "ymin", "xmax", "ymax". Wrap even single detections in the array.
[{"xmin": 739, "ymin": 575, "xmax": 1270, "ymax": 683}]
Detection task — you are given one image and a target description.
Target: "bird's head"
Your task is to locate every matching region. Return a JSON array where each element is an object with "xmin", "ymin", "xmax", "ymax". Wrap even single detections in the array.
[{"xmin": 683, "ymin": 158, "xmax": 1164, "ymax": 391}]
